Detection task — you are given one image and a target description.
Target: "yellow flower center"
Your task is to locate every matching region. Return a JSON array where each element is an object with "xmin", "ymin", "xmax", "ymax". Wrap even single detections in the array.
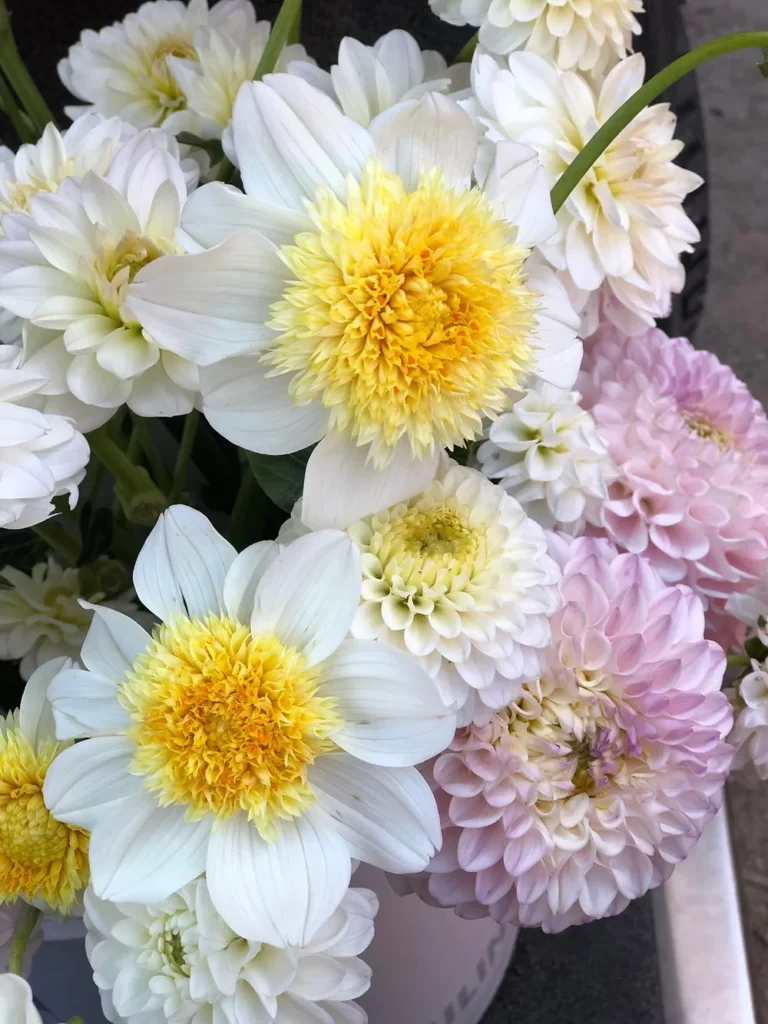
[
  {"xmin": 0, "ymin": 163, "xmax": 76, "ymax": 234},
  {"xmin": 120, "ymin": 616, "xmax": 342, "ymax": 839},
  {"xmin": 269, "ymin": 159, "xmax": 540, "ymax": 465},
  {"xmin": 100, "ymin": 230, "xmax": 165, "ymax": 285},
  {"xmin": 147, "ymin": 34, "xmax": 196, "ymax": 114},
  {"xmin": 0, "ymin": 729, "xmax": 88, "ymax": 912},
  {"xmin": 684, "ymin": 412, "xmax": 732, "ymax": 451},
  {"xmin": 396, "ymin": 506, "xmax": 479, "ymax": 563}
]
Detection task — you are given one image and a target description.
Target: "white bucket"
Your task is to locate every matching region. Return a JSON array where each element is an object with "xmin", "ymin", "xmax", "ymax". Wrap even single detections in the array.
[
  {"xmin": 355, "ymin": 866, "xmax": 518, "ymax": 1024},
  {"xmin": 29, "ymin": 874, "xmax": 518, "ymax": 1024}
]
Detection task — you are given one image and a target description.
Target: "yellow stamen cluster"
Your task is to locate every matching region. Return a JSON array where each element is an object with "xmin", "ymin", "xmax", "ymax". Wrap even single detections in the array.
[
  {"xmin": 147, "ymin": 35, "xmax": 196, "ymax": 115},
  {"xmin": 684, "ymin": 412, "xmax": 732, "ymax": 451},
  {"xmin": 269, "ymin": 160, "xmax": 540, "ymax": 466},
  {"xmin": 0, "ymin": 726, "xmax": 88, "ymax": 912},
  {"xmin": 120, "ymin": 616, "xmax": 342, "ymax": 839}
]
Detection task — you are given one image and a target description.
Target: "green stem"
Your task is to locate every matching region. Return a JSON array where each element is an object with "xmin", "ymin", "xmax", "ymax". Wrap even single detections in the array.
[
  {"xmin": 456, "ymin": 31, "xmax": 478, "ymax": 64},
  {"xmin": 551, "ymin": 31, "xmax": 768, "ymax": 214},
  {"xmin": 33, "ymin": 519, "xmax": 80, "ymax": 564},
  {"xmin": 131, "ymin": 415, "xmax": 172, "ymax": 493},
  {"xmin": 169, "ymin": 409, "xmax": 200, "ymax": 505},
  {"xmin": 88, "ymin": 427, "xmax": 167, "ymax": 527},
  {"xmin": 0, "ymin": 63, "xmax": 33, "ymax": 142},
  {"xmin": 254, "ymin": 0, "xmax": 303, "ymax": 80},
  {"xmin": 228, "ymin": 466, "xmax": 263, "ymax": 547},
  {"xmin": 8, "ymin": 904, "xmax": 40, "ymax": 975},
  {"xmin": 68, "ymin": 1018, "xmax": 85, "ymax": 1024},
  {"xmin": 0, "ymin": 0, "xmax": 55, "ymax": 135},
  {"xmin": 728, "ymin": 654, "xmax": 752, "ymax": 668}
]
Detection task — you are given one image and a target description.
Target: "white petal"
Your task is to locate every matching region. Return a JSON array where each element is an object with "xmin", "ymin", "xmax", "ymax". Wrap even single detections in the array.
[
  {"xmin": 201, "ymin": 355, "xmax": 327, "ymax": 455},
  {"xmin": 206, "ymin": 807, "xmax": 351, "ymax": 946},
  {"xmin": 48, "ymin": 667, "xmax": 131, "ymax": 739},
  {"xmin": 179, "ymin": 181, "xmax": 312, "ymax": 251},
  {"xmin": 369, "ymin": 93, "xmax": 477, "ymax": 192},
  {"xmin": 320, "ymin": 639, "xmax": 456, "ymax": 766},
  {"xmin": 251, "ymin": 531, "xmax": 361, "ymax": 667},
  {"xmin": 310, "ymin": 754, "xmax": 441, "ymax": 872},
  {"xmin": 302, "ymin": 433, "xmax": 439, "ymax": 530},
  {"xmin": 482, "ymin": 141, "xmax": 557, "ymax": 248},
  {"xmin": 18, "ymin": 656, "xmax": 66, "ymax": 748},
  {"xmin": 42, "ymin": 736, "xmax": 140, "ymax": 831},
  {"xmin": 89, "ymin": 792, "xmax": 212, "ymax": 902},
  {"xmin": 80, "ymin": 604, "xmax": 151, "ymax": 682},
  {"xmin": 222, "ymin": 540, "xmax": 281, "ymax": 622},
  {"xmin": 133, "ymin": 504, "xmax": 236, "ymax": 621},
  {"xmin": 0, "ymin": 975, "xmax": 41, "ymax": 1024},
  {"xmin": 127, "ymin": 232, "xmax": 288, "ymax": 365},
  {"xmin": 231, "ymin": 77, "xmax": 373, "ymax": 209}
]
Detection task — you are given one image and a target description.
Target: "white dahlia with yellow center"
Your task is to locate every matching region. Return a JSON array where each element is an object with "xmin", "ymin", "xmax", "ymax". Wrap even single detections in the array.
[
  {"xmin": 431, "ymin": 0, "xmax": 644, "ymax": 73},
  {"xmin": 0, "ymin": 131, "xmax": 200, "ymax": 418},
  {"xmin": 469, "ymin": 52, "xmax": 702, "ymax": 334},
  {"xmin": 127, "ymin": 75, "xmax": 582, "ymax": 528},
  {"xmin": 59, "ymin": 0, "xmax": 310, "ymax": 136},
  {"xmin": 85, "ymin": 880, "xmax": 376, "ymax": 1024},
  {"xmin": 44, "ymin": 506, "xmax": 455, "ymax": 947}
]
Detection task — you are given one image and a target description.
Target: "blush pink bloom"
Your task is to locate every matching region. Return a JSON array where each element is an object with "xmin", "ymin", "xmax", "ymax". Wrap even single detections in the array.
[
  {"xmin": 579, "ymin": 323, "xmax": 768, "ymax": 649},
  {"xmin": 400, "ymin": 536, "xmax": 732, "ymax": 933}
]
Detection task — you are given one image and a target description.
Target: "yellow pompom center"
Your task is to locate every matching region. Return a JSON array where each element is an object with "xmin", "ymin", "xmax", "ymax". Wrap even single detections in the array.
[
  {"xmin": 120, "ymin": 616, "xmax": 342, "ymax": 839},
  {"xmin": 269, "ymin": 159, "xmax": 540, "ymax": 465},
  {"xmin": 0, "ymin": 729, "xmax": 88, "ymax": 912}
]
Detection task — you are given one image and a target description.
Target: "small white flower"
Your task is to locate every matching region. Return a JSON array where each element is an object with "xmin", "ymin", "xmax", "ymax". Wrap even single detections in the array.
[
  {"xmin": 0, "ymin": 974, "xmax": 59, "ymax": 1024},
  {"xmin": 44, "ymin": 506, "xmax": 455, "ymax": 946},
  {"xmin": 0, "ymin": 557, "xmax": 137, "ymax": 680},
  {"xmin": 729, "ymin": 663, "xmax": 768, "ymax": 780},
  {"xmin": 0, "ymin": 131, "xmax": 200, "ymax": 419},
  {"xmin": 477, "ymin": 383, "xmax": 616, "ymax": 533},
  {"xmin": 431, "ymin": 0, "xmax": 644, "ymax": 75},
  {"xmin": 0, "ymin": 369, "xmax": 89, "ymax": 530},
  {"xmin": 468, "ymin": 52, "xmax": 703, "ymax": 333},
  {"xmin": 59, "ymin": 0, "xmax": 312, "ymax": 137},
  {"xmin": 85, "ymin": 879, "xmax": 376, "ymax": 1024},
  {"xmin": 291, "ymin": 460, "xmax": 561, "ymax": 725},
  {"xmin": 287, "ymin": 29, "xmax": 469, "ymax": 126},
  {"xmin": 727, "ymin": 584, "xmax": 768, "ymax": 649}
]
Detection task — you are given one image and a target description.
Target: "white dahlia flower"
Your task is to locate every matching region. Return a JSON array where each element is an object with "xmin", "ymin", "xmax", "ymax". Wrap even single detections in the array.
[
  {"xmin": 405, "ymin": 535, "xmax": 733, "ymax": 932},
  {"xmin": 0, "ymin": 369, "xmax": 89, "ymax": 530},
  {"xmin": 728, "ymin": 661, "xmax": 768, "ymax": 781},
  {"xmin": 127, "ymin": 76, "xmax": 582, "ymax": 528},
  {"xmin": 431, "ymin": 0, "xmax": 643, "ymax": 73},
  {"xmin": 289, "ymin": 460, "xmax": 561, "ymax": 726},
  {"xmin": 287, "ymin": 30, "xmax": 470, "ymax": 127},
  {"xmin": 59, "ymin": 0, "xmax": 311, "ymax": 137},
  {"xmin": 85, "ymin": 880, "xmax": 376, "ymax": 1024},
  {"xmin": 0, "ymin": 558, "xmax": 137, "ymax": 680},
  {"xmin": 0, "ymin": 131, "xmax": 200, "ymax": 419},
  {"xmin": 477, "ymin": 382, "xmax": 616, "ymax": 532},
  {"xmin": 469, "ymin": 52, "xmax": 702, "ymax": 333},
  {"xmin": 44, "ymin": 506, "xmax": 455, "ymax": 946}
]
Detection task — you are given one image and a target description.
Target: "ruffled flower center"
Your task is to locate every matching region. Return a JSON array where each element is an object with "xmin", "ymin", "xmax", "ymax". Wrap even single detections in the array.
[
  {"xmin": 148, "ymin": 35, "xmax": 196, "ymax": 112},
  {"xmin": 269, "ymin": 158, "xmax": 539, "ymax": 466},
  {"xmin": 92, "ymin": 228, "xmax": 178, "ymax": 329},
  {"xmin": 141, "ymin": 909, "xmax": 193, "ymax": 979},
  {"xmin": 683, "ymin": 412, "xmax": 732, "ymax": 451},
  {"xmin": 120, "ymin": 615, "xmax": 342, "ymax": 838},
  {"xmin": 0, "ymin": 729, "xmax": 88, "ymax": 911}
]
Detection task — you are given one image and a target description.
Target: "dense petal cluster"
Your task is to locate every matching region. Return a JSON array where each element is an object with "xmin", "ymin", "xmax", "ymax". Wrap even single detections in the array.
[
  {"xmin": 85, "ymin": 880, "xmax": 376, "ymax": 1024},
  {"xmin": 581, "ymin": 323, "xmax": 768, "ymax": 648},
  {"xmin": 431, "ymin": 0, "xmax": 643, "ymax": 73},
  {"xmin": 127, "ymin": 75, "xmax": 581, "ymax": 524},
  {"xmin": 59, "ymin": 0, "xmax": 310, "ymax": 137},
  {"xmin": 405, "ymin": 536, "xmax": 732, "ymax": 932},
  {"xmin": 0, "ymin": 558, "xmax": 137, "ymax": 680},
  {"xmin": 0, "ymin": 131, "xmax": 199, "ymax": 419},
  {"xmin": 468, "ymin": 52, "xmax": 702, "ymax": 334},
  {"xmin": 288, "ymin": 30, "xmax": 469, "ymax": 126},
  {"xmin": 477, "ymin": 383, "xmax": 616, "ymax": 533},
  {"xmin": 44, "ymin": 506, "xmax": 455, "ymax": 947},
  {"xmin": 0, "ymin": 370, "xmax": 88, "ymax": 530}
]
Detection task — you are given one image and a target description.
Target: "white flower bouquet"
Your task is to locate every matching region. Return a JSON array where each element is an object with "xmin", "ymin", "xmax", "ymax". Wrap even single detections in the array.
[{"xmin": 0, "ymin": 0, "xmax": 766, "ymax": 1021}]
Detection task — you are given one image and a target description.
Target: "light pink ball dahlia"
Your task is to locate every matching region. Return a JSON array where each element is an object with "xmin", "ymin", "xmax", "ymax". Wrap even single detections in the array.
[
  {"xmin": 401, "ymin": 536, "xmax": 732, "ymax": 933},
  {"xmin": 580, "ymin": 324, "xmax": 768, "ymax": 649}
]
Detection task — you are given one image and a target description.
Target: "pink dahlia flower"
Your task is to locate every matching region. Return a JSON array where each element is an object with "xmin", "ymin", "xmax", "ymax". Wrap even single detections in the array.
[
  {"xmin": 580, "ymin": 324, "xmax": 768, "ymax": 649},
  {"xmin": 401, "ymin": 536, "xmax": 732, "ymax": 933}
]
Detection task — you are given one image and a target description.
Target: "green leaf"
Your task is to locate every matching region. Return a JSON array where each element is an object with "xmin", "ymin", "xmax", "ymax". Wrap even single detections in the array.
[
  {"xmin": 246, "ymin": 448, "xmax": 312, "ymax": 513},
  {"xmin": 759, "ymin": 47, "xmax": 768, "ymax": 77},
  {"xmin": 745, "ymin": 635, "xmax": 768, "ymax": 662}
]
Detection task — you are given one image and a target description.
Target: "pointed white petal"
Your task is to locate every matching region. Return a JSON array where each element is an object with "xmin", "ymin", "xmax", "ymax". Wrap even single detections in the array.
[
  {"xmin": 180, "ymin": 181, "xmax": 312, "ymax": 251},
  {"xmin": 222, "ymin": 539, "xmax": 281, "ymax": 622},
  {"xmin": 18, "ymin": 656, "xmax": 66, "ymax": 748},
  {"xmin": 42, "ymin": 736, "xmax": 140, "ymax": 831},
  {"xmin": 48, "ymin": 667, "xmax": 131, "ymax": 739},
  {"xmin": 80, "ymin": 604, "xmax": 151, "ymax": 683}
]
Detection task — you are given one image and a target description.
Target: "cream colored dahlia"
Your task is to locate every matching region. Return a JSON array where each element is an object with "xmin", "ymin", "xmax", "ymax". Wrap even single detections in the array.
[
  {"xmin": 431, "ymin": 0, "xmax": 643, "ymax": 73},
  {"xmin": 0, "ymin": 558, "xmax": 137, "ymax": 681},
  {"xmin": 469, "ymin": 52, "xmax": 702, "ymax": 333},
  {"xmin": 477, "ymin": 382, "xmax": 616, "ymax": 532},
  {"xmin": 85, "ymin": 880, "xmax": 376, "ymax": 1024},
  {"xmin": 728, "ymin": 661, "xmax": 768, "ymax": 781},
  {"xmin": 403, "ymin": 535, "xmax": 733, "ymax": 932},
  {"xmin": 59, "ymin": 0, "xmax": 311, "ymax": 137}
]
